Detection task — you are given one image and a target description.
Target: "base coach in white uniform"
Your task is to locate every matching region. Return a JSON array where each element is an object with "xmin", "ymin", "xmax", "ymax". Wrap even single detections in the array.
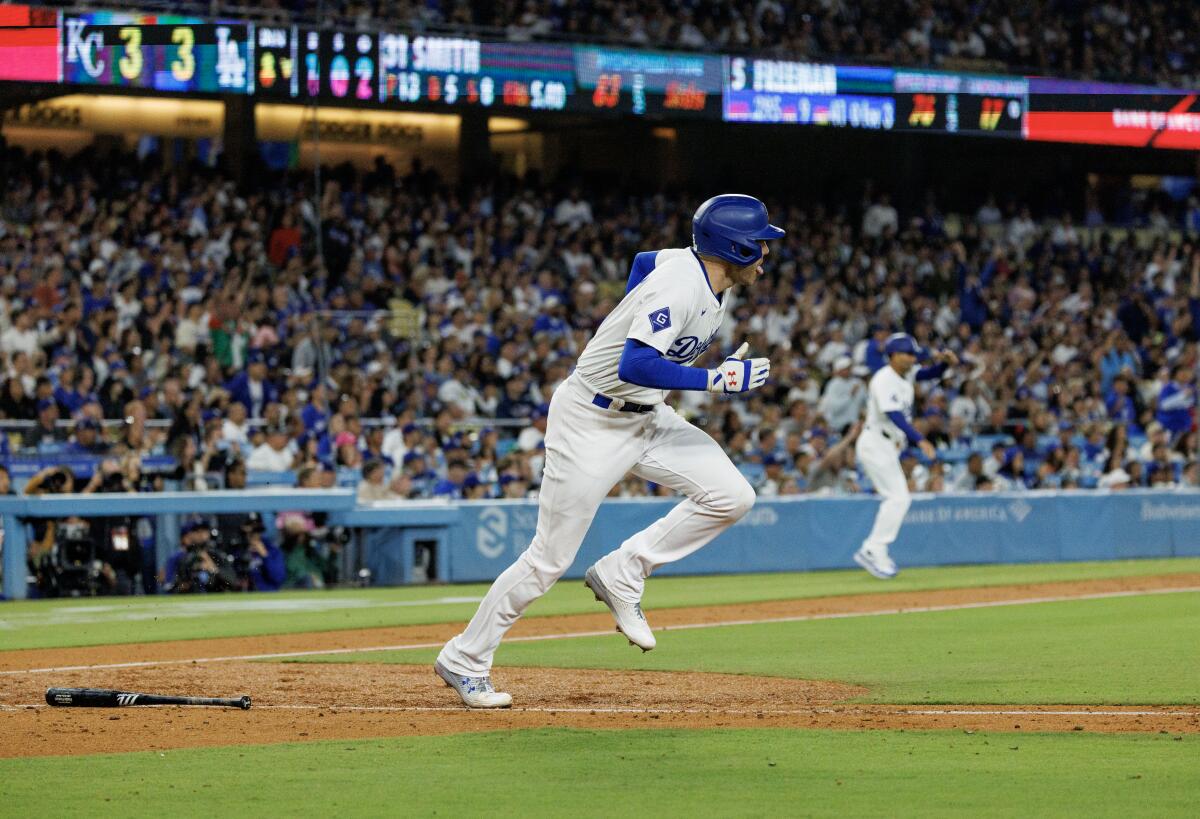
[
  {"xmin": 435, "ymin": 195, "xmax": 785, "ymax": 707},
  {"xmin": 854, "ymin": 333, "xmax": 958, "ymax": 579}
]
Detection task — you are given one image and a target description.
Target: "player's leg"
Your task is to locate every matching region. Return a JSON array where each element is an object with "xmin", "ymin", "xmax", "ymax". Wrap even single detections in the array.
[
  {"xmin": 590, "ymin": 406, "xmax": 755, "ymax": 611},
  {"xmin": 854, "ymin": 433, "xmax": 910, "ymax": 578},
  {"xmin": 437, "ymin": 382, "xmax": 644, "ymax": 680}
]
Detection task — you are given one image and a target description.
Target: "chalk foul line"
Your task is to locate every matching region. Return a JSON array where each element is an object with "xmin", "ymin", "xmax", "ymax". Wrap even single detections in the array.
[
  {"xmin": 2, "ymin": 585, "xmax": 1197, "ymax": 676},
  {"xmin": 1, "ymin": 703, "xmax": 1196, "ymax": 718}
]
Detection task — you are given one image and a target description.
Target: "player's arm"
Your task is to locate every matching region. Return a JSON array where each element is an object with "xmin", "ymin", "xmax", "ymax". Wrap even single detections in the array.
[
  {"xmin": 619, "ymin": 340, "xmax": 769, "ymax": 393},
  {"xmin": 915, "ymin": 350, "xmax": 959, "ymax": 381},
  {"xmin": 884, "ymin": 410, "xmax": 924, "ymax": 444},
  {"xmin": 876, "ymin": 383, "xmax": 936, "ymax": 458},
  {"xmin": 621, "ymin": 274, "xmax": 768, "ymax": 394}
]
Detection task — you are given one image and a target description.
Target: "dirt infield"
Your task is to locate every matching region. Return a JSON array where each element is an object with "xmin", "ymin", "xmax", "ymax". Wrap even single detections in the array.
[{"xmin": 2, "ymin": 574, "xmax": 1198, "ymax": 757}]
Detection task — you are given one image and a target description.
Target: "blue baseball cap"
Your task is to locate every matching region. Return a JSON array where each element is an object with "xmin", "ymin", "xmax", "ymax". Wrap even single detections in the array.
[
  {"xmin": 180, "ymin": 517, "xmax": 209, "ymax": 536},
  {"xmin": 884, "ymin": 333, "xmax": 920, "ymax": 356},
  {"xmin": 36, "ymin": 398, "xmax": 56, "ymax": 413}
]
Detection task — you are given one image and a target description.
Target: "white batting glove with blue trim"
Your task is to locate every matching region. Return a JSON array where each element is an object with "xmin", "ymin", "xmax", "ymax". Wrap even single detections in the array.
[{"xmin": 707, "ymin": 342, "xmax": 771, "ymax": 394}]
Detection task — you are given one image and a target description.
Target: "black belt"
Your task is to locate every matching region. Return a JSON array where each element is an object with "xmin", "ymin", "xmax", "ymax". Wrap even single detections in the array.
[
  {"xmin": 592, "ymin": 393, "xmax": 655, "ymax": 413},
  {"xmin": 869, "ymin": 425, "xmax": 900, "ymax": 443}
]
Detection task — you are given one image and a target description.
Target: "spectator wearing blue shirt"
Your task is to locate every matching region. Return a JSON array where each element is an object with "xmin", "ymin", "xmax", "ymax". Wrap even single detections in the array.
[
  {"xmin": 496, "ymin": 371, "xmax": 536, "ymax": 420},
  {"xmin": 238, "ymin": 514, "xmax": 287, "ymax": 592},
  {"xmin": 432, "ymin": 459, "xmax": 470, "ymax": 498},
  {"xmin": 860, "ymin": 326, "xmax": 890, "ymax": 373},
  {"xmin": 1104, "ymin": 374, "xmax": 1140, "ymax": 430},
  {"xmin": 403, "ymin": 452, "xmax": 438, "ymax": 496},
  {"xmin": 301, "ymin": 381, "xmax": 333, "ymax": 434},
  {"xmin": 67, "ymin": 417, "xmax": 109, "ymax": 455},
  {"xmin": 226, "ymin": 351, "xmax": 279, "ymax": 418},
  {"xmin": 531, "ymin": 296, "xmax": 570, "ymax": 337},
  {"xmin": 25, "ymin": 399, "xmax": 62, "ymax": 449},
  {"xmin": 1156, "ymin": 365, "xmax": 1196, "ymax": 439}
]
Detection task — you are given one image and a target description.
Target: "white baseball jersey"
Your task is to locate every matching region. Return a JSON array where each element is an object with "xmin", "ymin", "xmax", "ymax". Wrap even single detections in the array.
[
  {"xmin": 857, "ymin": 364, "xmax": 918, "ymax": 559},
  {"xmin": 864, "ymin": 364, "xmax": 916, "ymax": 442},
  {"xmin": 574, "ymin": 248, "xmax": 728, "ymax": 404}
]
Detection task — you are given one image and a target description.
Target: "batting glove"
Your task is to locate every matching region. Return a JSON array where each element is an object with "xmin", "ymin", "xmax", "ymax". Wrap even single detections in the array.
[{"xmin": 707, "ymin": 342, "xmax": 771, "ymax": 394}]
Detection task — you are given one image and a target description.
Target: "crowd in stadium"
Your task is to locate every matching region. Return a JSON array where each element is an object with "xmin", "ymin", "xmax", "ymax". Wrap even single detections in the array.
[
  {"xmin": 98, "ymin": 0, "xmax": 1200, "ymax": 87},
  {"xmin": 1, "ymin": 143, "xmax": 1199, "ymax": 505}
]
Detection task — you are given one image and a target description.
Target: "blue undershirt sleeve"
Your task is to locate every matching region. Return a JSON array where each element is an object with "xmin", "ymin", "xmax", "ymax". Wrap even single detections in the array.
[
  {"xmin": 885, "ymin": 410, "xmax": 925, "ymax": 444},
  {"xmin": 625, "ymin": 251, "xmax": 659, "ymax": 294},
  {"xmin": 915, "ymin": 362, "xmax": 948, "ymax": 381},
  {"xmin": 618, "ymin": 339, "xmax": 710, "ymax": 391}
]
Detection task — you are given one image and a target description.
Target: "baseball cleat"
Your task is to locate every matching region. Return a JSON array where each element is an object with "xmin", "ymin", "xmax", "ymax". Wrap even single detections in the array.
[
  {"xmin": 853, "ymin": 547, "xmax": 899, "ymax": 579},
  {"xmin": 584, "ymin": 565, "xmax": 656, "ymax": 651},
  {"xmin": 434, "ymin": 661, "xmax": 513, "ymax": 709}
]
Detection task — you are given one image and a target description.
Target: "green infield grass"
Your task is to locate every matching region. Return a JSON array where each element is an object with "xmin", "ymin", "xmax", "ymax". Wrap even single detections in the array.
[
  {"xmin": 1, "ymin": 557, "xmax": 1197, "ymax": 651},
  {"xmin": 1, "ymin": 729, "xmax": 1195, "ymax": 818},
  {"xmin": 295, "ymin": 591, "xmax": 1200, "ymax": 705}
]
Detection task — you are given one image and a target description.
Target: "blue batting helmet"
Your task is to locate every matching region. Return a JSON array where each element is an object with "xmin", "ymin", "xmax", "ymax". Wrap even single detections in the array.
[
  {"xmin": 884, "ymin": 333, "xmax": 920, "ymax": 356},
  {"xmin": 692, "ymin": 194, "xmax": 785, "ymax": 266}
]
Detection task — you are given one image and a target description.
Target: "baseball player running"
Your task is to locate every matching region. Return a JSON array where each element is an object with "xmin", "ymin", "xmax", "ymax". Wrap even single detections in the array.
[
  {"xmin": 854, "ymin": 333, "xmax": 957, "ymax": 579},
  {"xmin": 435, "ymin": 195, "xmax": 784, "ymax": 707}
]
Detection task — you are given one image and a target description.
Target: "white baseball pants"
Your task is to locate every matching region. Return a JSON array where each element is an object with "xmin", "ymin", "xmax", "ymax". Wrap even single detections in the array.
[
  {"xmin": 855, "ymin": 427, "xmax": 910, "ymax": 556},
  {"xmin": 438, "ymin": 373, "xmax": 756, "ymax": 676}
]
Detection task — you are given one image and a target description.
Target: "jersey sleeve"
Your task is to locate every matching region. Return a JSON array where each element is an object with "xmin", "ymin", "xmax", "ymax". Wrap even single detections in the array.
[
  {"xmin": 624, "ymin": 266, "xmax": 696, "ymax": 355},
  {"xmin": 872, "ymin": 374, "xmax": 908, "ymax": 414}
]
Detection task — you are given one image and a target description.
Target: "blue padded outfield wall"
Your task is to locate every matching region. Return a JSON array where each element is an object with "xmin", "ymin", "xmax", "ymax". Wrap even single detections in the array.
[
  {"xmin": 4, "ymin": 490, "xmax": 1200, "ymax": 598},
  {"xmin": 445, "ymin": 491, "xmax": 1200, "ymax": 583}
]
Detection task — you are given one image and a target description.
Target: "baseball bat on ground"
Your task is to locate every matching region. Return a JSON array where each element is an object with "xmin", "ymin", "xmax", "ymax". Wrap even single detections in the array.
[{"xmin": 46, "ymin": 687, "xmax": 251, "ymax": 710}]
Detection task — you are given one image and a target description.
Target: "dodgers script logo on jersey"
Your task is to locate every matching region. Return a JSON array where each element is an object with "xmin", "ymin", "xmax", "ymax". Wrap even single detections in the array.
[{"xmin": 665, "ymin": 327, "xmax": 720, "ymax": 364}]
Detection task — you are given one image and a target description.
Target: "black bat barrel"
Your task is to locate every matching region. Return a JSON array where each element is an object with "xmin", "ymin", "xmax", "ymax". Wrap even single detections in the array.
[{"xmin": 46, "ymin": 687, "xmax": 251, "ymax": 709}]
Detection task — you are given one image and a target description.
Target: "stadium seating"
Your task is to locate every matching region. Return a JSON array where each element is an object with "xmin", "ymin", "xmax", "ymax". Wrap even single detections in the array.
[{"xmin": 1, "ymin": 143, "xmax": 1198, "ymax": 501}]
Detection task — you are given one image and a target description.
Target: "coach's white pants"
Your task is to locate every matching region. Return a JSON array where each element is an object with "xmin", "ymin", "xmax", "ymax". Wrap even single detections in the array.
[
  {"xmin": 856, "ymin": 428, "xmax": 910, "ymax": 556},
  {"xmin": 438, "ymin": 374, "xmax": 755, "ymax": 676}
]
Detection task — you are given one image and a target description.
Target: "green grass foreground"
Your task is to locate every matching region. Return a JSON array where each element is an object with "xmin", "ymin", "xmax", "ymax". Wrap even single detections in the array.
[
  {"xmin": 297, "ymin": 591, "xmax": 1200, "ymax": 705},
  {"xmin": 2, "ymin": 558, "xmax": 1198, "ymax": 651},
  {"xmin": 1, "ymin": 729, "xmax": 1196, "ymax": 818}
]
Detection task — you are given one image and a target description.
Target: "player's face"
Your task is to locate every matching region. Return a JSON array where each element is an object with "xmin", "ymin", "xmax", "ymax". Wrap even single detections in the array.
[
  {"xmin": 891, "ymin": 351, "xmax": 917, "ymax": 374},
  {"xmin": 732, "ymin": 241, "xmax": 769, "ymax": 286}
]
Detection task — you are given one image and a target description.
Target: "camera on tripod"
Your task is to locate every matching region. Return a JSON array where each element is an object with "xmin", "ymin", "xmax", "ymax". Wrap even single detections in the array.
[{"xmin": 40, "ymin": 520, "xmax": 105, "ymax": 597}]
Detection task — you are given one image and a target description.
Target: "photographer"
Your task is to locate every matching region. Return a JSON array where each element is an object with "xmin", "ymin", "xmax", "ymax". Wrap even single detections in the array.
[
  {"xmin": 24, "ymin": 465, "xmax": 75, "ymax": 593},
  {"xmin": 80, "ymin": 457, "xmax": 143, "ymax": 594},
  {"xmin": 230, "ymin": 512, "xmax": 286, "ymax": 592},
  {"xmin": 163, "ymin": 517, "xmax": 238, "ymax": 594}
]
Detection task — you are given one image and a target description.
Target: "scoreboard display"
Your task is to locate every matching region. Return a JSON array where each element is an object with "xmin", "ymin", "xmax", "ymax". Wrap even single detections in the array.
[
  {"xmin": 574, "ymin": 46, "xmax": 723, "ymax": 117},
  {"xmin": 253, "ymin": 24, "xmax": 297, "ymax": 97},
  {"xmin": 3, "ymin": 4, "xmax": 1199, "ymax": 149},
  {"xmin": 723, "ymin": 57, "xmax": 896, "ymax": 129},
  {"xmin": 891, "ymin": 70, "xmax": 1026, "ymax": 137},
  {"xmin": 62, "ymin": 11, "xmax": 249, "ymax": 93},
  {"xmin": 893, "ymin": 92, "xmax": 1024, "ymax": 135},
  {"xmin": 376, "ymin": 36, "xmax": 573, "ymax": 110},
  {"xmin": 1025, "ymin": 77, "xmax": 1200, "ymax": 150}
]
